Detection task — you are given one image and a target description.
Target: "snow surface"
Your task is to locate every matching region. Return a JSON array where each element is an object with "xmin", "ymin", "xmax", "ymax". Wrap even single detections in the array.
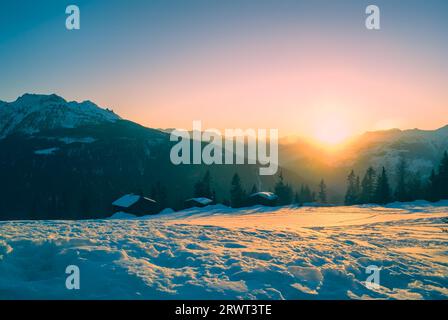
[
  {"xmin": 0, "ymin": 201, "xmax": 447, "ymax": 300},
  {"xmin": 109, "ymin": 212, "xmax": 137, "ymax": 219}
]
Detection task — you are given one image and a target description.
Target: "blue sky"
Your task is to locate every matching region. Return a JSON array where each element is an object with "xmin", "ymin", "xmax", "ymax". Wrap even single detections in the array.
[{"xmin": 1, "ymin": 0, "xmax": 447, "ymax": 136}]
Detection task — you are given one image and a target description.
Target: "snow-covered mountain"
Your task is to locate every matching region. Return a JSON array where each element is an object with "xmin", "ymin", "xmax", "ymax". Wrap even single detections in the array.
[
  {"xmin": 0, "ymin": 93, "xmax": 120, "ymax": 139},
  {"xmin": 0, "ymin": 93, "xmax": 275, "ymax": 220},
  {"xmin": 276, "ymin": 125, "xmax": 448, "ymax": 201},
  {"xmin": 339, "ymin": 126, "xmax": 448, "ymax": 174},
  {"xmin": 280, "ymin": 126, "xmax": 448, "ymax": 175}
]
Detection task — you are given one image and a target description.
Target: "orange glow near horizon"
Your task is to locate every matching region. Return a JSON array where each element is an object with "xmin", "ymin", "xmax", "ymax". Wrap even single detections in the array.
[
  {"xmin": 44, "ymin": 27, "xmax": 447, "ymax": 144},
  {"xmin": 91, "ymin": 37, "xmax": 447, "ymax": 142},
  {"xmin": 2, "ymin": 1, "xmax": 447, "ymax": 143},
  {"xmin": 303, "ymin": 104, "xmax": 354, "ymax": 147}
]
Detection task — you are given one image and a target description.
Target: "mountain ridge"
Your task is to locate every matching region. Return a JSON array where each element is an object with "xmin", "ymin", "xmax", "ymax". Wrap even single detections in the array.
[
  {"xmin": 0, "ymin": 93, "xmax": 446, "ymax": 218},
  {"xmin": 3, "ymin": 93, "xmax": 446, "ymax": 142},
  {"xmin": 0, "ymin": 93, "xmax": 120, "ymax": 139}
]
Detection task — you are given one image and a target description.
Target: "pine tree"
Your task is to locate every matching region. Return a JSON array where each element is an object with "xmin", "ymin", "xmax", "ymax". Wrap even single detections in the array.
[
  {"xmin": 299, "ymin": 185, "xmax": 305, "ymax": 204},
  {"xmin": 426, "ymin": 169, "xmax": 438, "ymax": 202},
  {"xmin": 426, "ymin": 151, "xmax": 448, "ymax": 201},
  {"xmin": 318, "ymin": 179, "xmax": 327, "ymax": 203},
  {"xmin": 299, "ymin": 184, "xmax": 314, "ymax": 203},
  {"xmin": 407, "ymin": 172, "xmax": 423, "ymax": 201},
  {"xmin": 345, "ymin": 170, "xmax": 359, "ymax": 205},
  {"xmin": 374, "ymin": 167, "xmax": 391, "ymax": 204},
  {"xmin": 193, "ymin": 180, "xmax": 204, "ymax": 198},
  {"xmin": 251, "ymin": 184, "xmax": 258, "ymax": 195},
  {"xmin": 438, "ymin": 151, "xmax": 448, "ymax": 199},
  {"xmin": 360, "ymin": 167, "xmax": 376, "ymax": 204},
  {"xmin": 274, "ymin": 172, "xmax": 293, "ymax": 205},
  {"xmin": 202, "ymin": 170, "xmax": 212, "ymax": 198},
  {"xmin": 294, "ymin": 192, "xmax": 300, "ymax": 204},
  {"xmin": 297, "ymin": 185, "xmax": 305, "ymax": 204},
  {"xmin": 354, "ymin": 176, "xmax": 361, "ymax": 204},
  {"xmin": 194, "ymin": 170, "xmax": 213, "ymax": 199},
  {"xmin": 230, "ymin": 173, "xmax": 246, "ymax": 208},
  {"xmin": 151, "ymin": 181, "xmax": 168, "ymax": 210},
  {"xmin": 395, "ymin": 157, "xmax": 408, "ymax": 202}
]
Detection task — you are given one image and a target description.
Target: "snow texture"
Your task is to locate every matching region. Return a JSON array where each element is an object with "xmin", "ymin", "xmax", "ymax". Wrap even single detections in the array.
[
  {"xmin": 0, "ymin": 201, "xmax": 447, "ymax": 300},
  {"xmin": 109, "ymin": 212, "xmax": 137, "ymax": 219}
]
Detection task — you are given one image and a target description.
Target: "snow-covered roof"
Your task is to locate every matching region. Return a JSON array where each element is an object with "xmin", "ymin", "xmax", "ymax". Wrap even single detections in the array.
[
  {"xmin": 141, "ymin": 197, "xmax": 157, "ymax": 204},
  {"xmin": 112, "ymin": 194, "xmax": 140, "ymax": 208},
  {"xmin": 186, "ymin": 197, "xmax": 213, "ymax": 205},
  {"xmin": 249, "ymin": 192, "xmax": 278, "ymax": 200},
  {"xmin": 34, "ymin": 147, "xmax": 59, "ymax": 155}
]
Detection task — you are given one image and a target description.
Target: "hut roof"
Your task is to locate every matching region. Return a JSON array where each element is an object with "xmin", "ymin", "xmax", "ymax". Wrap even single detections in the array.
[
  {"xmin": 249, "ymin": 192, "xmax": 278, "ymax": 201},
  {"xmin": 185, "ymin": 197, "xmax": 213, "ymax": 205},
  {"xmin": 112, "ymin": 194, "xmax": 156, "ymax": 208}
]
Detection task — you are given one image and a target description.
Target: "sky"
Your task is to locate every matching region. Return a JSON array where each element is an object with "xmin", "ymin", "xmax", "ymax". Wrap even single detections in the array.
[{"xmin": 1, "ymin": 0, "xmax": 447, "ymax": 143}]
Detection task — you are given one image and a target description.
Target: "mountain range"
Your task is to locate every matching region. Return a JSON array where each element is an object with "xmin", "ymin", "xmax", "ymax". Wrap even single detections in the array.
[
  {"xmin": 278, "ymin": 125, "xmax": 448, "ymax": 200},
  {"xmin": 0, "ymin": 93, "xmax": 446, "ymax": 219},
  {"xmin": 0, "ymin": 94, "xmax": 277, "ymax": 219},
  {"xmin": 0, "ymin": 94, "xmax": 120, "ymax": 138}
]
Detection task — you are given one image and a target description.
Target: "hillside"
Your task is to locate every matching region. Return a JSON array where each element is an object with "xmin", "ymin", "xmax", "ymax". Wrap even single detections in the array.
[
  {"xmin": 278, "ymin": 126, "xmax": 448, "ymax": 201},
  {"xmin": 0, "ymin": 94, "xmax": 278, "ymax": 219}
]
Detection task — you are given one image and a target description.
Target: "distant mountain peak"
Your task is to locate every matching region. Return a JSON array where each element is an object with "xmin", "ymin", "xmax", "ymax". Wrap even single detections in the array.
[
  {"xmin": 363, "ymin": 128, "xmax": 401, "ymax": 135},
  {"xmin": 0, "ymin": 93, "xmax": 121, "ymax": 139},
  {"xmin": 15, "ymin": 93, "xmax": 66, "ymax": 104}
]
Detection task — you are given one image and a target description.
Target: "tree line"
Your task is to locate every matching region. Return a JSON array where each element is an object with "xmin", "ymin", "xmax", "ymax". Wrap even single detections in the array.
[
  {"xmin": 192, "ymin": 170, "xmax": 328, "ymax": 208},
  {"xmin": 152, "ymin": 151, "xmax": 448, "ymax": 210},
  {"xmin": 344, "ymin": 151, "xmax": 448, "ymax": 205}
]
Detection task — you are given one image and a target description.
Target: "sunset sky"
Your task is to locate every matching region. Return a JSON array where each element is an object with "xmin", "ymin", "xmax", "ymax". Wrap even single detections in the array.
[{"xmin": 1, "ymin": 0, "xmax": 447, "ymax": 142}]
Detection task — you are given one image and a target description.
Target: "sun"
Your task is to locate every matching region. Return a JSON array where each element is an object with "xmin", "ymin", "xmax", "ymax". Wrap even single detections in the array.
[
  {"xmin": 314, "ymin": 126, "xmax": 350, "ymax": 145},
  {"xmin": 311, "ymin": 116, "xmax": 352, "ymax": 147}
]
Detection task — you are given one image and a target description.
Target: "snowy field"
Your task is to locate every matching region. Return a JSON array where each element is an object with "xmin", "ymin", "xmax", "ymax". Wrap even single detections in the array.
[{"xmin": 0, "ymin": 201, "xmax": 447, "ymax": 300}]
